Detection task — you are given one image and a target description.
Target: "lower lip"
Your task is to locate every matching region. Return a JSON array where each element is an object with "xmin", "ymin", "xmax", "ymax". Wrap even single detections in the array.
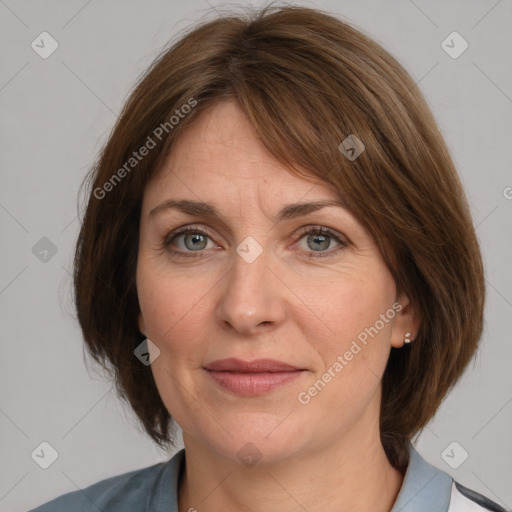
[{"xmin": 206, "ymin": 370, "xmax": 304, "ymax": 396}]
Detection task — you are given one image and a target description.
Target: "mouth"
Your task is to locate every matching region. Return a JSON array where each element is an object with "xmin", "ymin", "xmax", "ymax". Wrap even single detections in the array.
[{"xmin": 203, "ymin": 358, "xmax": 306, "ymax": 396}]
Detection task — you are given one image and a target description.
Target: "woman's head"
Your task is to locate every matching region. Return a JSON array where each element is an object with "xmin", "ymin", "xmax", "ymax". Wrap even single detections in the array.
[{"xmin": 74, "ymin": 5, "xmax": 484, "ymax": 471}]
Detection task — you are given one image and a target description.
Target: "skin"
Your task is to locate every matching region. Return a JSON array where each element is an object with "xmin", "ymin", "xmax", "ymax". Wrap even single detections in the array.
[{"xmin": 137, "ymin": 100, "xmax": 419, "ymax": 512}]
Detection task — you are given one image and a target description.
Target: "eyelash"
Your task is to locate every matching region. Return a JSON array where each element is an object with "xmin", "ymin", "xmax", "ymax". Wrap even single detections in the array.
[{"xmin": 163, "ymin": 225, "xmax": 347, "ymax": 259}]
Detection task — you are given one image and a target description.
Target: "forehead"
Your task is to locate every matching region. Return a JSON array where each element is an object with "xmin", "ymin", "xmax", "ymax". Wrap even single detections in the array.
[{"xmin": 144, "ymin": 100, "xmax": 342, "ymax": 206}]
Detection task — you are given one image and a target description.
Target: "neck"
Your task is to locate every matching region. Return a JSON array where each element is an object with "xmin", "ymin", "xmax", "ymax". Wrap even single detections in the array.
[{"xmin": 178, "ymin": 428, "xmax": 405, "ymax": 512}]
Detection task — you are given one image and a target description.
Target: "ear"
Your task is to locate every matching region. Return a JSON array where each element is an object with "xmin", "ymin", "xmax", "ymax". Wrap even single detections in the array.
[
  {"xmin": 390, "ymin": 292, "xmax": 420, "ymax": 348},
  {"xmin": 138, "ymin": 312, "xmax": 146, "ymax": 337}
]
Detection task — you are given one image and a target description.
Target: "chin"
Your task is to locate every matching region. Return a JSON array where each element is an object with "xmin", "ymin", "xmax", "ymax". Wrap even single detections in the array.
[{"xmin": 190, "ymin": 410, "xmax": 314, "ymax": 468}]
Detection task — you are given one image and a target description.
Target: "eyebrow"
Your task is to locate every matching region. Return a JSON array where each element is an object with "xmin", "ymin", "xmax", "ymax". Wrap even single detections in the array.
[{"xmin": 149, "ymin": 198, "xmax": 348, "ymax": 223}]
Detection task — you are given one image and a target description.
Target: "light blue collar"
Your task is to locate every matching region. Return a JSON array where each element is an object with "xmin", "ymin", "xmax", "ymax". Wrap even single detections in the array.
[{"xmin": 391, "ymin": 442, "xmax": 453, "ymax": 512}]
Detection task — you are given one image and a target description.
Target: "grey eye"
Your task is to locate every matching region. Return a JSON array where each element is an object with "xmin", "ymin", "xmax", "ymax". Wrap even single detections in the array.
[
  {"xmin": 306, "ymin": 233, "xmax": 332, "ymax": 251},
  {"xmin": 182, "ymin": 232, "xmax": 208, "ymax": 251}
]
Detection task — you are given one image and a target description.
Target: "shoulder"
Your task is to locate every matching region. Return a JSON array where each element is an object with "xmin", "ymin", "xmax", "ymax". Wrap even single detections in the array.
[
  {"xmin": 392, "ymin": 443, "xmax": 510, "ymax": 512},
  {"xmin": 448, "ymin": 481, "xmax": 510, "ymax": 512},
  {"xmin": 28, "ymin": 464, "xmax": 165, "ymax": 512},
  {"xmin": 29, "ymin": 450, "xmax": 184, "ymax": 512}
]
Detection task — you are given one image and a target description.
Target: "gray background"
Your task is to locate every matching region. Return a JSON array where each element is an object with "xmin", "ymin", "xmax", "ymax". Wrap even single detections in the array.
[{"xmin": 1, "ymin": 0, "xmax": 511, "ymax": 511}]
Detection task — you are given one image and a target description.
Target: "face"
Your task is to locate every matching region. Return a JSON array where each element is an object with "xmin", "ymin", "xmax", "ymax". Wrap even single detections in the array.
[{"xmin": 137, "ymin": 100, "xmax": 414, "ymax": 465}]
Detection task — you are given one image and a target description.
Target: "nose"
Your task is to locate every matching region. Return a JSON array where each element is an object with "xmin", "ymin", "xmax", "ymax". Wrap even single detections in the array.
[{"xmin": 215, "ymin": 245, "xmax": 287, "ymax": 336}]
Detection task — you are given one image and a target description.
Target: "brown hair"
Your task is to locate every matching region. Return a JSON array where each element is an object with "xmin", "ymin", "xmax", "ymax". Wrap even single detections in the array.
[{"xmin": 74, "ymin": 4, "xmax": 485, "ymax": 472}]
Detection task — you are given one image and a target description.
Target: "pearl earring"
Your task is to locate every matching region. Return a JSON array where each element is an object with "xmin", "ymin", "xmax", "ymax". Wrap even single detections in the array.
[{"xmin": 404, "ymin": 332, "xmax": 413, "ymax": 344}]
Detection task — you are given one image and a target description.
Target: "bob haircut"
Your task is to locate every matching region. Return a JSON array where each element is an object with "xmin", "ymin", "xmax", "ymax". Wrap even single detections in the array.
[{"xmin": 74, "ymin": 5, "xmax": 485, "ymax": 472}]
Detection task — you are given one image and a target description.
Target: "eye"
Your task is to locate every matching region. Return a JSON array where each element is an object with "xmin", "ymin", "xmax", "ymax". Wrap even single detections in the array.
[
  {"xmin": 164, "ymin": 226, "xmax": 218, "ymax": 257},
  {"xmin": 294, "ymin": 226, "xmax": 347, "ymax": 257}
]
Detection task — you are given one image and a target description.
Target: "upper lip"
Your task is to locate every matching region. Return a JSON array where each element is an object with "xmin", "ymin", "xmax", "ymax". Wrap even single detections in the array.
[{"xmin": 204, "ymin": 358, "xmax": 302, "ymax": 373}]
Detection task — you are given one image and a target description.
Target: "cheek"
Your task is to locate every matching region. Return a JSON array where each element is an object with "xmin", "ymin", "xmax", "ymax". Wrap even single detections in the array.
[
  {"xmin": 313, "ymin": 272, "xmax": 395, "ymax": 347},
  {"xmin": 297, "ymin": 277, "xmax": 397, "ymax": 424},
  {"xmin": 301, "ymin": 266, "xmax": 397, "ymax": 406},
  {"xmin": 136, "ymin": 259, "xmax": 212, "ymax": 428},
  {"xmin": 136, "ymin": 258, "xmax": 212, "ymax": 356}
]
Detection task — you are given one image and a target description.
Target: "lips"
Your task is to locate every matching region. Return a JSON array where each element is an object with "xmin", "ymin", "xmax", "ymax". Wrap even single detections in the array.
[
  {"xmin": 204, "ymin": 358, "xmax": 301, "ymax": 373},
  {"xmin": 204, "ymin": 358, "xmax": 305, "ymax": 396}
]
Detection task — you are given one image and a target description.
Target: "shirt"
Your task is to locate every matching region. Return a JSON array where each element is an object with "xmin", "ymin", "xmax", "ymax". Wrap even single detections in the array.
[{"xmin": 29, "ymin": 442, "xmax": 509, "ymax": 511}]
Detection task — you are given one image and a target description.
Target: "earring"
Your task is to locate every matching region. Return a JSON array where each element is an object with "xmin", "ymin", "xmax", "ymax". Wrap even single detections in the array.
[{"xmin": 404, "ymin": 332, "xmax": 413, "ymax": 344}]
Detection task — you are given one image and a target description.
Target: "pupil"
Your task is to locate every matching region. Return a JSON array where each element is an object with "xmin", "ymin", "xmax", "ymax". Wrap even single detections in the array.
[
  {"xmin": 310, "ymin": 234, "xmax": 329, "ymax": 251},
  {"xmin": 185, "ymin": 233, "xmax": 206, "ymax": 251}
]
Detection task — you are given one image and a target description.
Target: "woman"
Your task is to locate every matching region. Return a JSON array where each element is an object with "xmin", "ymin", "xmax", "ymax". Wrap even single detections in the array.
[{"xmin": 31, "ymin": 5, "xmax": 508, "ymax": 512}]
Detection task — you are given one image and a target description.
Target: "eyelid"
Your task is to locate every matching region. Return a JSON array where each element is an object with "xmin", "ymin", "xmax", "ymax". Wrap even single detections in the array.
[{"xmin": 292, "ymin": 225, "xmax": 349, "ymax": 246}]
